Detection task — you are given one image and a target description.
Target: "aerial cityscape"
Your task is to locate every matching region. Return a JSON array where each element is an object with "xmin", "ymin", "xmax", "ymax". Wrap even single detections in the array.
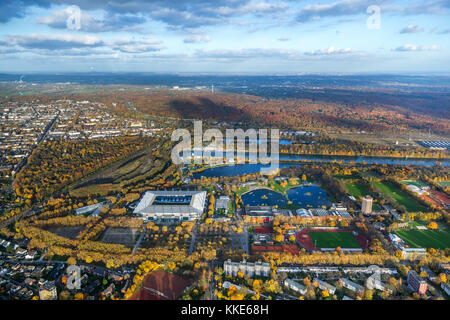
[{"xmin": 0, "ymin": 0, "xmax": 449, "ymax": 311}]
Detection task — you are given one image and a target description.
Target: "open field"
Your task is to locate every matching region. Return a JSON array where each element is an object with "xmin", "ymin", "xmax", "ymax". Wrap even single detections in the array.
[
  {"xmin": 47, "ymin": 226, "xmax": 84, "ymax": 240},
  {"xmin": 267, "ymin": 178, "xmax": 300, "ymax": 195},
  {"xmin": 66, "ymin": 142, "xmax": 164, "ymax": 196},
  {"xmin": 69, "ymin": 183, "xmax": 121, "ymax": 198},
  {"xmin": 372, "ymin": 181, "xmax": 428, "ymax": 212},
  {"xmin": 100, "ymin": 227, "xmax": 139, "ymax": 246},
  {"xmin": 395, "ymin": 228, "xmax": 450, "ymax": 250},
  {"xmin": 345, "ymin": 182, "xmax": 371, "ymax": 199},
  {"xmin": 308, "ymin": 231, "xmax": 361, "ymax": 249},
  {"xmin": 344, "ymin": 181, "xmax": 381, "ymax": 210}
]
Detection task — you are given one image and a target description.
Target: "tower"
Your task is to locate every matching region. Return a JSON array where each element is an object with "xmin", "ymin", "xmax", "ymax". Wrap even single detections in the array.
[{"xmin": 361, "ymin": 195, "xmax": 373, "ymax": 215}]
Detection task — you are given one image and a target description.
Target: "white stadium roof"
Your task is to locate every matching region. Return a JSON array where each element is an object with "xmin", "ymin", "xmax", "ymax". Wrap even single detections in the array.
[{"xmin": 133, "ymin": 190, "xmax": 207, "ymax": 216}]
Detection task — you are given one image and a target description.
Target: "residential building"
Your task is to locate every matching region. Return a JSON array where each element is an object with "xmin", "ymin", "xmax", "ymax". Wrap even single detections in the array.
[
  {"xmin": 101, "ymin": 283, "xmax": 115, "ymax": 297},
  {"xmin": 313, "ymin": 278, "xmax": 336, "ymax": 295},
  {"xmin": 340, "ymin": 278, "xmax": 364, "ymax": 294},
  {"xmin": 284, "ymin": 279, "xmax": 307, "ymax": 295},
  {"xmin": 223, "ymin": 259, "xmax": 270, "ymax": 278},
  {"xmin": 39, "ymin": 281, "xmax": 57, "ymax": 300},
  {"xmin": 407, "ymin": 270, "xmax": 428, "ymax": 295},
  {"xmin": 441, "ymin": 282, "xmax": 450, "ymax": 296},
  {"xmin": 361, "ymin": 196, "xmax": 373, "ymax": 215}
]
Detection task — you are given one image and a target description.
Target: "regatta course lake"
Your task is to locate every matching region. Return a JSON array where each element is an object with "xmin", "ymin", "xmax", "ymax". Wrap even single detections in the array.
[{"xmin": 192, "ymin": 155, "xmax": 449, "ymax": 179}]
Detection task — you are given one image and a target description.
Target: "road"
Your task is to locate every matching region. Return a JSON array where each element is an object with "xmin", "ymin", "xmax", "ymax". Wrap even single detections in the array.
[
  {"xmin": 234, "ymin": 212, "xmax": 249, "ymax": 254},
  {"xmin": 132, "ymin": 225, "xmax": 147, "ymax": 255},
  {"xmin": 188, "ymin": 220, "xmax": 200, "ymax": 255}
]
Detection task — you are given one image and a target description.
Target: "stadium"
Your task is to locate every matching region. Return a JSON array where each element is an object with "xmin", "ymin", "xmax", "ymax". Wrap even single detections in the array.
[{"xmin": 133, "ymin": 190, "xmax": 207, "ymax": 223}]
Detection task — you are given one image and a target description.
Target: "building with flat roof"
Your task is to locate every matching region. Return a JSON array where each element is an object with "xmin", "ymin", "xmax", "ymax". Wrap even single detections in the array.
[
  {"xmin": 242, "ymin": 206, "xmax": 275, "ymax": 225},
  {"xmin": 215, "ymin": 196, "xmax": 230, "ymax": 211},
  {"xmin": 284, "ymin": 279, "xmax": 307, "ymax": 295},
  {"xmin": 340, "ymin": 278, "xmax": 364, "ymax": 294},
  {"xmin": 361, "ymin": 196, "xmax": 373, "ymax": 215},
  {"xmin": 75, "ymin": 201, "xmax": 109, "ymax": 216},
  {"xmin": 441, "ymin": 282, "xmax": 450, "ymax": 296},
  {"xmin": 133, "ymin": 190, "xmax": 206, "ymax": 223},
  {"xmin": 407, "ymin": 270, "xmax": 427, "ymax": 295},
  {"xmin": 224, "ymin": 259, "xmax": 270, "ymax": 278},
  {"xmin": 313, "ymin": 278, "xmax": 336, "ymax": 295}
]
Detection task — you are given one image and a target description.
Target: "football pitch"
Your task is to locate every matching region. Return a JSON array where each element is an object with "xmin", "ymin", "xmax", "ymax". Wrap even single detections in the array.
[
  {"xmin": 308, "ymin": 231, "xmax": 361, "ymax": 249},
  {"xmin": 372, "ymin": 181, "xmax": 428, "ymax": 212},
  {"xmin": 395, "ymin": 229, "xmax": 450, "ymax": 250}
]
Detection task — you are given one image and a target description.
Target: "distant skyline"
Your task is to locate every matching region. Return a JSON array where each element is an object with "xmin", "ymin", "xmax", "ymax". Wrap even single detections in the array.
[{"xmin": 0, "ymin": 0, "xmax": 449, "ymax": 73}]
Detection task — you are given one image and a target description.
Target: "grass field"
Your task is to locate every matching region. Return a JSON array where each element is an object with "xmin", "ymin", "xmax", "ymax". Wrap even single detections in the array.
[
  {"xmin": 395, "ymin": 228, "xmax": 450, "ymax": 250},
  {"xmin": 345, "ymin": 182, "xmax": 371, "ymax": 198},
  {"xmin": 372, "ymin": 181, "xmax": 428, "ymax": 212},
  {"xmin": 400, "ymin": 180, "xmax": 428, "ymax": 187},
  {"xmin": 437, "ymin": 181, "xmax": 450, "ymax": 188},
  {"xmin": 345, "ymin": 182, "xmax": 381, "ymax": 210},
  {"xmin": 308, "ymin": 231, "xmax": 361, "ymax": 249}
]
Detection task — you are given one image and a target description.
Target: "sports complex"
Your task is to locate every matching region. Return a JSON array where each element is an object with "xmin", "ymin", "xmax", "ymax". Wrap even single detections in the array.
[{"xmin": 296, "ymin": 228, "xmax": 369, "ymax": 252}]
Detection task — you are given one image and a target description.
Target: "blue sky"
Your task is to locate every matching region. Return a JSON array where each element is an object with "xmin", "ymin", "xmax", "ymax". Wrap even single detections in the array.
[{"xmin": 0, "ymin": 0, "xmax": 449, "ymax": 73}]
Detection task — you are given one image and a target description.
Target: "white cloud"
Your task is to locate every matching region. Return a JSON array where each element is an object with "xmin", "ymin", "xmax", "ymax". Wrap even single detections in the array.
[
  {"xmin": 305, "ymin": 46, "xmax": 357, "ymax": 56},
  {"xmin": 399, "ymin": 24, "xmax": 424, "ymax": 34},
  {"xmin": 4, "ymin": 33, "xmax": 103, "ymax": 50},
  {"xmin": 111, "ymin": 38, "xmax": 165, "ymax": 53},
  {"xmin": 195, "ymin": 48, "xmax": 302, "ymax": 60},
  {"xmin": 394, "ymin": 44, "xmax": 440, "ymax": 52},
  {"xmin": 183, "ymin": 35, "xmax": 211, "ymax": 43},
  {"xmin": 36, "ymin": 7, "xmax": 146, "ymax": 32}
]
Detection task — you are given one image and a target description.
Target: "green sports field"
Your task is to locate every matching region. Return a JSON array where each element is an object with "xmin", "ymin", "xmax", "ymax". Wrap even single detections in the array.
[
  {"xmin": 400, "ymin": 180, "xmax": 428, "ymax": 188},
  {"xmin": 372, "ymin": 181, "xmax": 428, "ymax": 212},
  {"xmin": 395, "ymin": 228, "xmax": 450, "ymax": 250},
  {"xmin": 345, "ymin": 182, "xmax": 381, "ymax": 210},
  {"xmin": 437, "ymin": 181, "xmax": 450, "ymax": 188},
  {"xmin": 308, "ymin": 231, "xmax": 361, "ymax": 249}
]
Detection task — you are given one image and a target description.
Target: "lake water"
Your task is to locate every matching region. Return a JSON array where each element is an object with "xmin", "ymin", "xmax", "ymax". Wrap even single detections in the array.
[
  {"xmin": 241, "ymin": 188, "xmax": 287, "ymax": 207},
  {"xmin": 286, "ymin": 185, "xmax": 331, "ymax": 208},
  {"xmin": 192, "ymin": 155, "xmax": 449, "ymax": 178}
]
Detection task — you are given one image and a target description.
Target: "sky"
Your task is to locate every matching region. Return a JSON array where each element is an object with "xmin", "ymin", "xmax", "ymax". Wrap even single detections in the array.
[{"xmin": 0, "ymin": 0, "xmax": 449, "ymax": 74}]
